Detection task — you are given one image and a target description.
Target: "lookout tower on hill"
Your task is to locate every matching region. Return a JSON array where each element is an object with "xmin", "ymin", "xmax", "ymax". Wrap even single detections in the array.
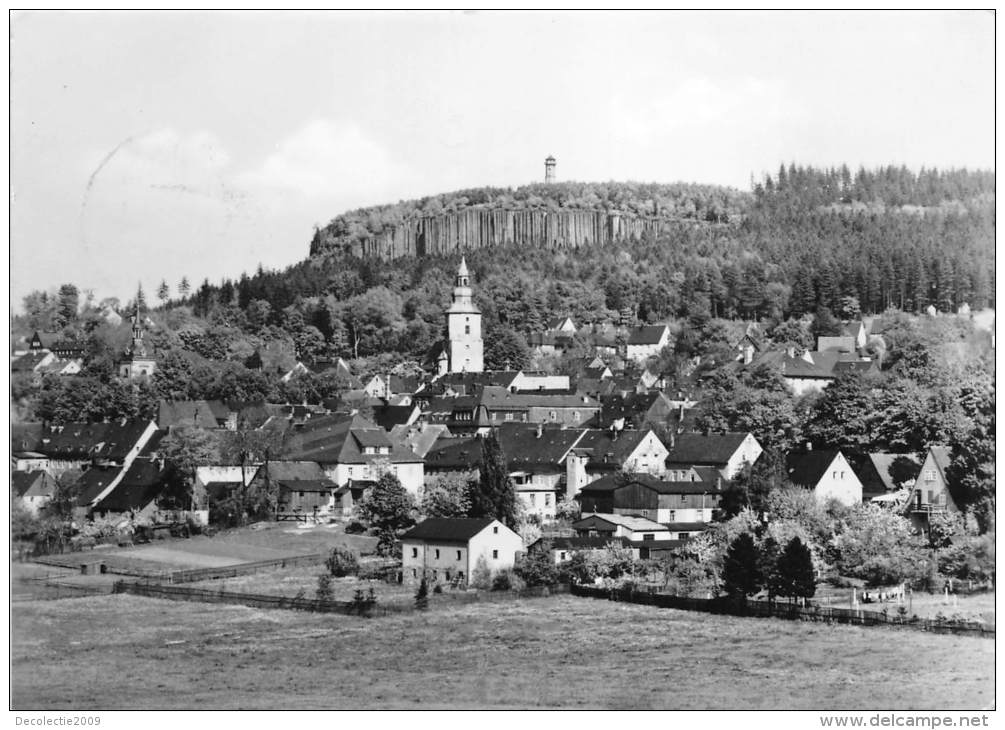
[{"xmin": 545, "ymin": 155, "xmax": 556, "ymax": 184}]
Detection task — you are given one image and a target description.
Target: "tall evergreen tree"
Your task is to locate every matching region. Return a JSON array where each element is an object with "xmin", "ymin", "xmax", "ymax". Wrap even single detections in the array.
[
  {"xmin": 775, "ymin": 537, "xmax": 816, "ymax": 604},
  {"xmin": 722, "ymin": 532, "xmax": 762, "ymax": 601},
  {"xmin": 467, "ymin": 433, "xmax": 518, "ymax": 528}
]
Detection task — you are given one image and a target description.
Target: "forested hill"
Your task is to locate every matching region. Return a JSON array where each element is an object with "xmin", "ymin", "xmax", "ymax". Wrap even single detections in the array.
[{"xmin": 34, "ymin": 165, "xmax": 988, "ymax": 372}]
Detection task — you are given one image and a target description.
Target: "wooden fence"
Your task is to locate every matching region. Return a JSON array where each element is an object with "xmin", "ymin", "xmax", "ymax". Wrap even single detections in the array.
[
  {"xmin": 570, "ymin": 584, "xmax": 995, "ymax": 639},
  {"xmin": 114, "ymin": 579, "xmax": 568, "ymax": 616},
  {"xmin": 167, "ymin": 553, "xmax": 325, "ymax": 584}
]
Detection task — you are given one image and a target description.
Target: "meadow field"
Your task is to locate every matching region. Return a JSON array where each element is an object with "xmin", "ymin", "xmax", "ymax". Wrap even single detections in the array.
[{"xmin": 11, "ymin": 593, "xmax": 994, "ymax": 710}]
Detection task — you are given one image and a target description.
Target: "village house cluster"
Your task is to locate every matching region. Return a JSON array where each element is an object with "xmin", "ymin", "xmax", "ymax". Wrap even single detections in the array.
[{"xmin": 12, "ymin": 260, "xmax": 961, "ymax": 583}]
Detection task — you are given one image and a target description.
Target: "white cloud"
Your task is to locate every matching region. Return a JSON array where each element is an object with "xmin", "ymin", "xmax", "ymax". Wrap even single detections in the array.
[{"xmin": 239, "ymin": 119, "xmax": 417, "ymax": 203}]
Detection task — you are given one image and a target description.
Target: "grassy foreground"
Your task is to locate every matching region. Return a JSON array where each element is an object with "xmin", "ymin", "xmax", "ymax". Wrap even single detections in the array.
[{"xmin": 11, "ymin": 594, "xmax": 993, "ymax": 710}]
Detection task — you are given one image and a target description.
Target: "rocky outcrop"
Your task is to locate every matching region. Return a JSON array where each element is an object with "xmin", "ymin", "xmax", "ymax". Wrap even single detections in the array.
[{"xmin": 310, "ymin": 208, "xmax": 682, "ymax": 260}]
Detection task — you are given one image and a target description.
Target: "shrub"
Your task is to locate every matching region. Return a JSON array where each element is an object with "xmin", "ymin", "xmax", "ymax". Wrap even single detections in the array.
[
  {"xmin": 491, "ymin": 569, "xmax": 524, "ymax": 592},
  {"xmin": 515, "ymin": 544, "xmax": 559, "ymax": 587},
  {"xmin": 315, "ymin": 574, "xmax": 334, "ymax": 602},
  {"xmin": 471, "ymin": 554, "xmax": 492, "ymax": 589},
  {"xmin": 414, "ymin": 577, "xmax": 429, "ymax": 610},
  {"xmin": 325, "ymin": 545, "xmax": 360, "ymax": 577},
  {"xmin": 344, "ymin": 520, "xmax": 367, "ymax": 534}
]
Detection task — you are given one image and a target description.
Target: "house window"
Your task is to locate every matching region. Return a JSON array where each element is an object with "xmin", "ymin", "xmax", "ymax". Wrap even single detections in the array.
[
  {"xmin": 445, "ymin": 571, "xmax": 452, "ymax": 581},
  {"xmin": 411, "ymin": 547, "xmax": 418, "ymax": 558},
  {"xmin": 412, "ymin": 569, "xmax": 417, "ymax": 578},
  {"xmin": 549, "ymin": 411, "xmax": 557, "ymax": 420},
  {"xmin": 458, "ymin": 571, "xmax": 464, "ymax": 580},
  {"xmin": 493, "ymin": 526, "xmax": 498, "ymax": 534},
  {"xmin": 669, "ymin": 510, "xmax": 676, "ymax": 521},
  {"xmin": 492, "ymin": 550, "xmax": 499, "ymax": 559},
  {"xmin": 457, "ymin": 550, "xmax": 462, "ymax": 561},
  {"xmin": 840, "ymin": 471, "xmax": 845, "ymax": 479},
  {"xmin": 299, "ymin": 491, "xmax": 305, "ymax": 498},
  {"xmin": 530, "ymin": 494, "xmax": 536, "ymax": 505},
  {"xmin": 573, "ymin": 411, "xmax": 580, "ymax": 422},
  {"xmin": 680, "ymin": 495, "xmax": 686, "ymax": 503},
  {"xmin": 545, "ymin": 494, "xmax": 551, "ymax": 506},
  {"xmin": 642, "ymin": 509, "xmax": 649, "ymax": 518},
  {"xmin": 505, "ymin": 413, "xmax": 514, "ymax": 421},
  {"xmin": 559, "ymin": 552, "xmax": 567, "ymax": 560},
  {"xmin": 833, "ymin": 471, "xmax": 837, "ymax": 479},
  {"xmin": 925, "ymin": 470, "xmax": 936, "ymax": 482},
  {"xmin": 643, "ymin": 533, "xmax": 655, "ymax": 542},
  {"xmin": 435, "ymin": 549, "xmax": 440, "ymax": 559}
]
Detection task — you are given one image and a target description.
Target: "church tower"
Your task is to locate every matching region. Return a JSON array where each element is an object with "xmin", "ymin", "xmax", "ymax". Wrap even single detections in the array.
[
  {"xmin": 118, "ymin": 291, "xmax": 157, "ymax": 379},
  {"xmin": 445, "ymin": 256, "xmax": 483, "ymax": 373}
]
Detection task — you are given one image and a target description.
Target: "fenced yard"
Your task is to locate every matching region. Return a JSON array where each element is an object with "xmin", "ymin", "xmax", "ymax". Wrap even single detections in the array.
[{"xmin": 571, "ymin": 584, "xmax": 994, "ymax": 638}]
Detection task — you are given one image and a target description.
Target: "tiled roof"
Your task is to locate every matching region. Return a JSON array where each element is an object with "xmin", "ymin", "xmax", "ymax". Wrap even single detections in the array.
[
  {"xmin": 157, "ymin": 400, "xmax": 220, "ymax": 429},
  {"xmin": 285, "ymin": 414, "xmax": 419, "ymax": 464},
  {"xmin": 12, "ymin": 422, "xmax": 44, "ymax": 452},
  {"xmin": 667, "ymin": 432, "xmax": 750, "ymax": 466},
  {"xmin": 860, "ymin": 452, "xmax": 922, "ymax": 494},
  {"xmin": 424, "ymin": 437, "xmax": 483, "ymax": 470},
  {"xmin": 400, "ymin": 517, "xmax": 496, "ymax": 542},
  {"xmin": 573, "ymin": 513, "xmax": 668, "ymax": 532},
  {"xmin": 253, "ymin": 461, "xmax": 330, "ymax": 483},
  {"xmin": 817, "ymin": 336, "xmax": 857, "ymax": 353},
  {"xmin": 578, "ymin": 473, "xmax": 722, "ymax": 495},
  {"xmin": 627, "ymin": 325, "xmax": 669, "ymax": 346},
  {"xmin": 76, "ymin": 465, "xmax": 125, "ymax": 506},
  {"xmin": 495, "ymin": 423, "xmax": 584, "ymax": 467},
  {"xmin": 276, "ymin": 478, "xmax": 337, "ymax": 492},
  {"xmin": 38, "ymin": 419, "xmax": 154, "ymax": 462},
  {"xmin": 571, "ymin": 429, "xmax": 651, "ymax": 469},
  {"xmin": 97, "ymin": 459, "xmax": 168, "ymax": 511},
  {"xmin": 390, "ymin": 424, "xmax": 451, "ymax": 458},
  {"xmin": 11, "ymin": 352, "xmax": 51, "ymax": 372},
  {"xmin": 785, "ymin": 450, "xmax": 842, "ymax": 487},
  {"xmin": 12, "ymin": 471, "xmax": 51, "ymax": 498}
]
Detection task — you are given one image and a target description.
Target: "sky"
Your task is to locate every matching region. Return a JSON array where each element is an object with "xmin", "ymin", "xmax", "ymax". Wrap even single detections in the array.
[{"xmin": 10, "ymin": 10, "xmax": 995, "ymax": 309}]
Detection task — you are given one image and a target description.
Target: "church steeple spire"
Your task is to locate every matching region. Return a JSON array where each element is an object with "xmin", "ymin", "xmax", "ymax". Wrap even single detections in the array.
[{"xmin": 444, "ymin": 256, "xmax": 483, "ymax": 374}]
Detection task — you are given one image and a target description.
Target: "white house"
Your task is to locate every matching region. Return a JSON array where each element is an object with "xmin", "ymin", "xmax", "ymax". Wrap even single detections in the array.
[
  {"xmin": 400, "ymin": 517, "xmax": 523, "ymax": 586},
  {"xmin": 625, "ymin": 324, "xmax": 671, "ymax": 363},
  {"xmin": 666, "ymin": 432, "xmax": 763, "ymax": 481},
  {"xmin": 785, "ymin": 449, "xmax": 863, "ymax": 507},
  {"xmin": 566, "ymin": 428, "xmax": 670, "ymax": 497}
]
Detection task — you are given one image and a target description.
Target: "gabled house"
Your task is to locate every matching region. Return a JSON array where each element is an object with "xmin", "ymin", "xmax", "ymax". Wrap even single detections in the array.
[
  {"xmin": 854, "ymin": 452, "xmax": 922, "ymax": 502},
  {"xmin": 785, "ymin": 449, "xmax": 863, "ymax": 507},
  {"xmin": 247, "ymin": 461, "xmax": 338, "ymax": 518},
  {"xmin": 566, "ymin": 428, "xmax": 669, "ymax": 497},
  {"xmin": 625, "ymin": 324, "xmax": 671, "ymax": 363},
  {"xmin": 280, "ymin": 357, "xmax": 361, "ymax": 387},
  {"xmin": 12, "ymin": 470, "xmax": 57, "ymax": 515},
  {"xmin": 597, "ymin": 391, "xmax": 675, "ymax": 430},
  {"xmin": 423, "ymin": 435, "xmax": 484, "ymax": 476},
  {"xmin": 575, "ymin": 473, "xmax": 721, "ymax": 534},
  {"xmin": 479, "ymin": 387, "xmax": 600, "ymax": 429},
  {"xmin": 91, "ymin": 459, "xmax": 171, "ymax": 520},
  {"xmin": 572, "ymin": 513, "xmax": 671, "ymax": 544},
  {"xmin": 400, "ymin": 517, "xmax": 523, "ymax": 586},
  {"xmin": 362, "ymin": 373, "xmax": 422, "ymax": 400},
  {"xmin": 546, "ymin": 316, "xmax": 577, "ymax": 333},
  {"xmin": 666, "ymin": 432, "xmax": 762, "ymax": 481},
  {"xmin": 283, "ymin": 413, "xmax": 424, "ymax": 494},
  {"xmin": 496, "ymin": 422, "xmax": 586, "ymax": 521},
  {"xmin": 11, "ymin": 350, "xmax": 57, "ymax": 374},
  {"xmin": 903, "ymin": 446, "xmax": 959, "ymax": 532}
]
